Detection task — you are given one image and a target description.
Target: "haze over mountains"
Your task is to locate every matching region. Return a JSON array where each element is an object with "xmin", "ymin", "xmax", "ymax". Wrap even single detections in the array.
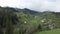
[{"xmin": 1, "ymin": 6, "xmax": 59, "ymax": 12}]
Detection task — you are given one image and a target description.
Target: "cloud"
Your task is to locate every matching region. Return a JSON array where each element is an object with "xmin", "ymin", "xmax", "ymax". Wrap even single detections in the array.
[{"xmin": 0, "ymin": 0, "xmax": 60, "ymax": 12}]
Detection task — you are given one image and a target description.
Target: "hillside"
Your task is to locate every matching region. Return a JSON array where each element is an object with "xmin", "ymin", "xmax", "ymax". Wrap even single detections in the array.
[{"xmin": 0, "ymin": 7, "xmax": 60, "ymax": 34}]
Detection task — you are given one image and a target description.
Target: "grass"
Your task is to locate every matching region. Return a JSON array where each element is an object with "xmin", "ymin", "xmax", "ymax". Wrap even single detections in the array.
[{"xmin": 33, "ymin": 29, "xmax": 60, "ymax": 34}]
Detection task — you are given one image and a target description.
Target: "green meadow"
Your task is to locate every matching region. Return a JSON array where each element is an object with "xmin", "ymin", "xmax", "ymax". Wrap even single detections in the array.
[{"xmin": 34, "ymin": 29, "xmax": 60, "ymax": 34}]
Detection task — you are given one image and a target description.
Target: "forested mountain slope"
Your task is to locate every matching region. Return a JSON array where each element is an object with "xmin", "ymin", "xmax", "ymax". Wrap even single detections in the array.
[{"xmin": 0, "ymin": 7, "xmax": 60, "ymax": 34}]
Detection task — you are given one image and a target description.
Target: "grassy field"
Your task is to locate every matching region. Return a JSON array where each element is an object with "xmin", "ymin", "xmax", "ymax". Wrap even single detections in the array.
[{"xmin": 33, "ymin": 29, "xmax": 60, "ymax": 34}]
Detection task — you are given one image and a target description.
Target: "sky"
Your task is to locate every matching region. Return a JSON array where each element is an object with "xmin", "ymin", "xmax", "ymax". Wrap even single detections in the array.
[{"xmin": 0, "ymin": 0, "xmax": 60, "ymax": 12}]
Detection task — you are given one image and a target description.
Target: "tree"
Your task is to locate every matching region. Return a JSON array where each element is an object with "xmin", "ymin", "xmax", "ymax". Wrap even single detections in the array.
[{"xmin": 0, "ymin": 7, "xmax": 19, "ymax": 34}]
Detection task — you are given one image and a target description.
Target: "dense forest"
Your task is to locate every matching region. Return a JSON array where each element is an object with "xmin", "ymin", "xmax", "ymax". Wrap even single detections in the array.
[{"xmin": 0, "ymin": 6, "xmax": 60, "ymax": 34}]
